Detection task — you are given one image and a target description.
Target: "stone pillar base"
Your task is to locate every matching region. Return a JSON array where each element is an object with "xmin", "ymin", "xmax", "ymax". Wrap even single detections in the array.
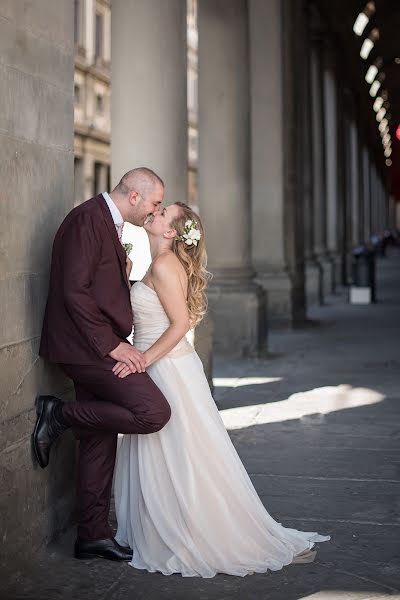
[
  {"xmin": 328, "ymin": 252, "xmax": 342, "ymax": 293},
  {"xmin": 207, "ymin": 280, "xmax": 265, "ymax": 357},
  {"xmin": 317, "ymin": 255, "xmax": 335, "ymax": 300},
  {"xmin": 255, "ymin": 271, "xmax": 299, "ymax": 329},
  {"xmin": 305, "ymin": 260, "xmax": 322, "ymax": 307},
  {"xmin": 194, "ymin": 312, "xmax": 214, "ymax": 392}
]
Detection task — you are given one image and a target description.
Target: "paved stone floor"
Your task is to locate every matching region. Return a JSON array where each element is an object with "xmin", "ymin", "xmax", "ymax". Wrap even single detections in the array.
[{"xmin": 3, "ymin": 250, "xmax": 400, "ymax": 600}]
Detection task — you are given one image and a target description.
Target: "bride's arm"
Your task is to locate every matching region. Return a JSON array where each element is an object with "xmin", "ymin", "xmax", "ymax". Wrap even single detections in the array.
[
  {"xmin": 113, "ymin": 254, "xmax": 190, "ymax": 377},
  {"xmin": 142, "ymin": 255, "xmax": 190, "ymax": 367}
]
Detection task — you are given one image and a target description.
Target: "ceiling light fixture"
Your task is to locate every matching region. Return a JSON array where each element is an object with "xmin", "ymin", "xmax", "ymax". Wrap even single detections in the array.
[
  {"xmin": 360, "ymin": 38, "xmax": 374, "ymax": 59},
  {"xmin": 353, "ymin": 13, "xmax": 369, "ymax": 36},
  {"xmin": 369, "ymin": 80, "xmax": 381, "ymax": 96},
  {"xmin": 365, "ymin": 65, "xmax": 378, "ymax": 83},
  {"xmin": 353, "ymin": 2, "xmax": 376, "ymax": 36},
  {"xmin": 376, "ymin": 107, "xmax": 386, "ymax": 122},
  {"xmin": 378, "ymin": 118, "xmax": 388, "ymax": 132},
  {"xmin": 360, "ymin": 27, "xmax": 380, "ymax": 60},
  {"xmin": 385, "ymin": 158, "xmax": 392, "ymax": 166},
  {"xmin": 384, "ymin": 146, "xmax": 392, "ymax": 157},
  {"xmin": 373, "ymin": 96, "xmax": 384, "ymax": 111}
]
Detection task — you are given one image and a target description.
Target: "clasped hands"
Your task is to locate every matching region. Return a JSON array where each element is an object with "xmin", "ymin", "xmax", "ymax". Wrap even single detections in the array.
[{"xmin": 109, "ymin": 342, "xmax": 147, "ymax": 379}]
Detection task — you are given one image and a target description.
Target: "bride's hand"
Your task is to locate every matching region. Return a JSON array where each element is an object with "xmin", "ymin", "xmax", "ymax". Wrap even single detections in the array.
[
  {"xmin": 126, "ymin": 255, "xmax": 133, "ymax": 279},
  {"xmin": 113, "ymin": 361, "xmax": 136, "ymax": 378}
]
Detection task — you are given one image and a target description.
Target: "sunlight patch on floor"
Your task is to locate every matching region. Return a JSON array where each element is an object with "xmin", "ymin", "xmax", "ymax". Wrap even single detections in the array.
[
  {"xmin": 220, "ymin": 385, "xmax": 385, "ymax": 430},
  {"xmin": 297, "ymin": 592, "xmax": 396, "ymax": 599},
  {"xmin": 213, "ymin": 376, "xmax": 283, "ymax": 388}
]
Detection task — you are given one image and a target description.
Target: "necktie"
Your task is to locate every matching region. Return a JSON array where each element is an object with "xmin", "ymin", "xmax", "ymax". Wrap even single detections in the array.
[{"xmin": 115, "ymin": 222, "xmax": 124, "ymax": 242}]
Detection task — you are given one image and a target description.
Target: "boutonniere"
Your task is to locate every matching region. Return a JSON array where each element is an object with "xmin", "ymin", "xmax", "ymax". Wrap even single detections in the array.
[{"xmin": 122, "ymin": 243, "xmax": 133, "ymax": 255}]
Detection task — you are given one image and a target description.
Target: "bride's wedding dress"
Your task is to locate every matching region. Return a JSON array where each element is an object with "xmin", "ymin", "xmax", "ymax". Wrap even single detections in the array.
[{"xmin": 114, "ymin": 282, "xmax": 330, "ymax": 577}]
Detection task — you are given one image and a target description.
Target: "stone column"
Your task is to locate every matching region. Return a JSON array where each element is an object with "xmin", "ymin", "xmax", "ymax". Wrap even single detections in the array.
[
  {"xmin": 389, "ymin": 195, "xmax": 396, "ymax": 229},
  {"xmin": 303, "ymin": 12, "xmax": 321, "ymax": 307},
  {"xmin": 198, "ymin": 0, "xmax": 264, "ymax": 354},
  {"xmin": 362, "ymin": 146, "xmax": 371, "ymax": 242},
  {"xmin": 339, "ymin": 88, "xmax": 353, "ymax": 286},
  {"xmin": 371, "ymin": 162, "xmax": 379, "ymax": 233},
  {"xmin": 370, "ymin": 162, "xmax": 376, "ymax": 233},
  {"xmin": 111, "ymin": 1, "xmax": 215, "ymax": 382},
  {"xmin": 381, "ymin": 177, "xmax": 388, "ymax": 230},
  {"xmin": 357, "ymin": 133, "xmax": 365, "ymax": 244},
  {"xmin": 349, "ymin": 120, "xmax": 360, "ymax": 245},
  {"xmin": 111, "ymin": 0, "xmax": 188, "ymax": 201},
  {"xmin": 85, "ymin": 0, "xmax": 95, "ymax": 64},
  {"xmin": 247, "ymin": 0, "xmax": 306, "ymax": 327},
  {"xmin": 0, "ymin": 0, "xmax": 75, "ymax": 568},
  {"xmin": 310, "ymin": 14, "xmax": 333, "ymax": 300},
  {"xmin": 82, "ymin": 150, "xmax": 94, "ymax": 200},
  {"xmin": 336, "ymin": 87, "xmax": 350, "ymax": 285},
  {"xmin": 104, "ymin": 7, "xmax": 111, "ymax": 63},
  {"xmin": 322, "ymin": 41, "xmax": 341, "ymax": 291}
]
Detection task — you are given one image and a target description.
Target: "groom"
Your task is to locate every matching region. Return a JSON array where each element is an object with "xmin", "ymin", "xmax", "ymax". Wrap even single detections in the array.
[{"xmin": 33, "ymin": 167, "xmax": 171, "ymax": 561}]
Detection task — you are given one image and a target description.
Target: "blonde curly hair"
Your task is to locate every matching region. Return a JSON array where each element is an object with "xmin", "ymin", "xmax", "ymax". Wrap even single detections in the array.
[{"xmin": 169, "ymin": 202, "xmax": 211, "ymax": 328}]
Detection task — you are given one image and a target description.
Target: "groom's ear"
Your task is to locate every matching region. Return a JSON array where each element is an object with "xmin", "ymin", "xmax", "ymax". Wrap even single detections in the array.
[{"xmin": 128, "ymin": 191, "xmax": 140, "ymax": 206}]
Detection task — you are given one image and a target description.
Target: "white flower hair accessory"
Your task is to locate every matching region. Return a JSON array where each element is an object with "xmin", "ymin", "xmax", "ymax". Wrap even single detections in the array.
[{"xmin": 178, "ymin": 219, "xmax": 201, "ymax": 247}]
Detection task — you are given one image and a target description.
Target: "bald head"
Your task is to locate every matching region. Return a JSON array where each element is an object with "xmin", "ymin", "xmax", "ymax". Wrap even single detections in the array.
[
  {"xmin": 109, "ymin": 167, "xmax": 164, "ymax": 226},
  {"xmin": 113, "ymin": 167, "xmax": 164, "ymax": 199}
]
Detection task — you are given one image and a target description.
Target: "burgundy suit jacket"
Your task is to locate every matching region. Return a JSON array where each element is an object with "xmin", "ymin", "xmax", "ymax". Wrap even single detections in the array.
[{"xmin": 39, "ymin": 194, "xmax": 133, "ymax": 365}]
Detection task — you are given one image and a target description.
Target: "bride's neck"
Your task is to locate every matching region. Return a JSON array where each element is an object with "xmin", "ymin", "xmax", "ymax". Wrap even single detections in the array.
[{"xmin": 148, "ymin": 236, "xmax": 173, "ymax": 261}]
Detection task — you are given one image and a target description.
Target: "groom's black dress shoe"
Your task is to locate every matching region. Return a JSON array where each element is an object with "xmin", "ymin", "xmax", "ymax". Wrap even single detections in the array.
[
  {"xmin": 32, "ymin": 395, "xmax": 67, "ymax": 469},
  {"xmin": 74, "ymin": 538, "xmax": 133, "ymax": 561}
]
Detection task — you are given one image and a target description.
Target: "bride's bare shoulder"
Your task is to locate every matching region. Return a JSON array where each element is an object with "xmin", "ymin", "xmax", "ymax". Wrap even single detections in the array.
[{"xmin": 151, "ymin": 252, "xmax": 186, "ymax": 281}]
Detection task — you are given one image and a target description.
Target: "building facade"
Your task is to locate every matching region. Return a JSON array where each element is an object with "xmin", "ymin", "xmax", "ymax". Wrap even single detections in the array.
[{"xmin": 73, "ymin": 0, "xmax": 111, "ymax": 206}]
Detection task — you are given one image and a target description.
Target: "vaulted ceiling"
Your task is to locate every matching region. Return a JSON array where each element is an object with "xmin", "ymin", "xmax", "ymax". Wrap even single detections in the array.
[{"xmin": 315, "ymin": 0, "xmax": 400, "ymax": 189}]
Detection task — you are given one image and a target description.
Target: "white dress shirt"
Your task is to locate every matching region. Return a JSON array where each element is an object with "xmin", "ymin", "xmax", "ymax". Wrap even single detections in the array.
[{"xmin": 102, "ymin": 192, "xmax": 124, "ymax": 240}]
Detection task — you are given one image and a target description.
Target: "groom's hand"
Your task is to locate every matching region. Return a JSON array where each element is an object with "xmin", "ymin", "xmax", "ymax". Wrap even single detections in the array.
[{"xmin": 109, "ymin": 342, "xmax": 146, "ymax": 374}]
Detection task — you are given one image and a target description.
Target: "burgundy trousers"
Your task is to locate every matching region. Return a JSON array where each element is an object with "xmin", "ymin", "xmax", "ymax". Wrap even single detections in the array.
[{"xmin": 60, "ymin": 359, "xmax": 171, "ymax": 541}]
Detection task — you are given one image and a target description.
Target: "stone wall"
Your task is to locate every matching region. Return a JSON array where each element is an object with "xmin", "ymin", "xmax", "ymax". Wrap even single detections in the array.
[{"xmin": 0, "ymin": 0, "xmax": 76, "ymax": 571}]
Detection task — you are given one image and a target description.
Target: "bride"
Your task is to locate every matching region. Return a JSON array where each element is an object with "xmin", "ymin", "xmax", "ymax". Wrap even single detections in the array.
[{"xmin": 113, "ymin": 202, "xmax": 330, "ymax": 578}]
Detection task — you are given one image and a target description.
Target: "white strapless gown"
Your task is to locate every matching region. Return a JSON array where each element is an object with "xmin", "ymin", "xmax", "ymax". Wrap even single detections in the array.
[{"xmin": 114, "ymin": 282, "xmax": 330, "ymax": 577}]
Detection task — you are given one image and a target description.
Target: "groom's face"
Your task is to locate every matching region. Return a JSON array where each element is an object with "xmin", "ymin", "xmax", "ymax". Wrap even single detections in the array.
[{"xmin": 130, "ymin": 183, "xmax": 164, "ymax": 227}]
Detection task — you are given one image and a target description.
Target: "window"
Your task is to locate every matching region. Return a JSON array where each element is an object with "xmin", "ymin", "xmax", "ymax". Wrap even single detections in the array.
[
  {"xmin": 74, "ymin": 157, "xmax": 83, "ymax": 206},
  {"xmin": 74, "ymin": 84, "xmax": 81, "ymax": 104},
  {"xmin": 188, "ymin": 126, "xmax": 198, "ymax": 166},
  {"xmin": 107, "ymin": 166, "xmax": 111, "ymax": 192},
  {"xmin": 95, "ymin": 13, "xmax": 104, "ymax": 59},
  {"xmin": 96, "ymin": 94, "xmax": 104, "ymax": 113},
  {"xmin": 188, "ymin": 71, "xmax": 198, "ymax": 115},
  {"xmin": 94, "ymin": 162, "xmax": 108, "ymax": 195}
]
